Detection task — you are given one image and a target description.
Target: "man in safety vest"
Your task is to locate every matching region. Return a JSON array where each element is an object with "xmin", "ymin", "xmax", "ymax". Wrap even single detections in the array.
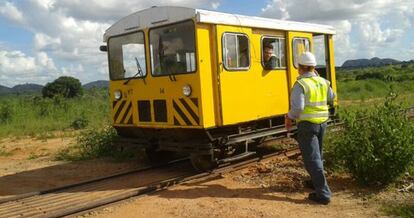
[{"xmin": 285, "ymin": 51, "xmax": 335, "ymax": 205}]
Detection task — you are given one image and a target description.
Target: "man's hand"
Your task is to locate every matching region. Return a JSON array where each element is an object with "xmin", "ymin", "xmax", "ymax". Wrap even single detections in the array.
[{"xmin": 285, "ymin": 115, "xmax": 293, "ymax": 131}]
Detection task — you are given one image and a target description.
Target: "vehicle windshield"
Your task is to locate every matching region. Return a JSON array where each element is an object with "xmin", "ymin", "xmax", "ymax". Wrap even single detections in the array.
[
  {"xmin": 108, "ymin": 32, "xmax": 147, "ymax": 80},
  {"xmin": 150, "ymin": 20, "xmax": 196, "ymax": 76}
]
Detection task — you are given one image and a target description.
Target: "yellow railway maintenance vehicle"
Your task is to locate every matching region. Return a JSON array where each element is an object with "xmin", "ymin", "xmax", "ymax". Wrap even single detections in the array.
[{"xmin": 100, "ymin": 6, "xmax": 337, "ymax": 171}]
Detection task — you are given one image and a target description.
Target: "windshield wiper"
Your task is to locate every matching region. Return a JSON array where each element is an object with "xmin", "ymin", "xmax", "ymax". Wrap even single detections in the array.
[
  {"xmin": 168, "ymin": 74, "xmax": 177, "ymax": 82},
  {"xmin": 124, "ymin": 57, "xmax": 146, "ymax": 85}
]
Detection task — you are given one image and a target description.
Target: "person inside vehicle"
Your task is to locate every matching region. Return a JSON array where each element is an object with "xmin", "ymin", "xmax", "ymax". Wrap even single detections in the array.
[{"xmin": 263, "ymin": 43, "xmax": 278, "ymax": 70}]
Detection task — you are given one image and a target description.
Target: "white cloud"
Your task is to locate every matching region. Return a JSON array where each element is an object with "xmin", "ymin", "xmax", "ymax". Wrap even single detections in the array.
[
  {"xmin": 50, "ymin": 0, "xmax": 218, "ymax": 22},
  {"xmin": 2, "ymin": 0, "xmax": 413, "ymax": 87},
  {"xmin": 261, "ymin": 0, "xmax": 414, "ymax": 65},
  {"xmin": 211, "ymin": 2, "xmax": 220, "ymax": 10},
  {"xmin": 0, "ymin": 49, "xmax": 59, "ymax": 87},
  {"xmin": 36, "ymin": 51, "xmax": 57, "ymax": 70},
  {"xmin": 356, "ymin": 21, "xmax": 404, "ymax": 45},
  {"xmin": 0, "ymin": 1, "xmax": 24, "ymax": 24},
  {"xmin": 33, "ymin": 0, "xmax": 55, "ymax": 10},
  {"xmin": 0, "ymin": 50, "xmax": 35, "ymax": 73},
  {"xmin": 261, "ymin": 0, "xmax": 289, "ymax": 20},
  {"xmin": 0, "ymin": 0, "xmax": 221, "ymax": 86},
  {"xmin": 34, "ymin": 33, "xmax": 61, "ymax": 51},
  {"xmin": 61, "ymin": 64, "xmax": 84, "ymax": 78}
]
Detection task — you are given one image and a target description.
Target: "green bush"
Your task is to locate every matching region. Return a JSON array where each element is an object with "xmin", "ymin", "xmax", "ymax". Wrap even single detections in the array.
[
  {"xmin": 70, "ymin": 117, "xmax": 89, "ymax": 130},
  {"xmin": 383, "ymin": 204, "xmax": 414, "ymax": 218},
  {"xmin": 76, "ymin": 125, "xmax": 118, "ymax": 159},
  {"xmin": 364, "ymin": 83, "xmax": 374, "ymax": 92},
  {"xmin": 0, "ymin": 102, "xmax": 13, "ymax": 124},
  {"xmin": 55, "ymin": 125, "xmax": 143, "ymax": 161},
  {"xmin": 355, "ymin": 72, "xmax": 385, "ymax": 80},
  {"xmin": 326, "ymin": 93, "xmax": 414, "ymax": 186},
  {"xmin": 42, "ymin": 76, "xmax": 83, "ymax": 98},
  {"xmin": 56, "ymin": 125, "xmax": 121, "ymax": 161}
]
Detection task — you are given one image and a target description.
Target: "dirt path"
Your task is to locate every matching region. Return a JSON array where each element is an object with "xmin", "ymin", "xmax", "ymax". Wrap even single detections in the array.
[
  {"xmin": 0, "ymin": 136, "xmax": 411, "ymax": 217},
  {"xmin": 0, "ymin": 136, "xmax": 140, "ymax": 199},
  {"xmin": 85, "ymin": 156, "xmax": 384, "ymax": 218}
]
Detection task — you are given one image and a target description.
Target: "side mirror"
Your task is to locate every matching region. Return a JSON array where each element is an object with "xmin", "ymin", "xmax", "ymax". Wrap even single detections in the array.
[{"xmin": 99, "ymin": 45, "xmax": 107, "ymax": 52}]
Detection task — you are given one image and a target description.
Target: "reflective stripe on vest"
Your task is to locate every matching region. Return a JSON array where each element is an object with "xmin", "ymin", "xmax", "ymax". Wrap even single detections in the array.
[{"xmin": 296, "ymin": 76, "xmax": 329, "ymax": 124}]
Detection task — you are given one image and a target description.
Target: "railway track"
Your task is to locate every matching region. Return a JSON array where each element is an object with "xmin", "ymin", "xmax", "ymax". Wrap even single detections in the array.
[
  {"xmin": 1, "ymin": 106, "xmax": 412, "ymax": 218},
  {"xmin": 0, "ymin": 148, "xmax": 300, "ymax": 218}
]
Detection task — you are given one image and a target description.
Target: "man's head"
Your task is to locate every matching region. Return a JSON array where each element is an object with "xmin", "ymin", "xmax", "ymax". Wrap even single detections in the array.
[
  {"xmin": 298, "ymin": 51, "xmax": 316, "ymax": 74},
  {"xmin": 263, "ymin": 44, "xmax": 274, "ymax": 62}
]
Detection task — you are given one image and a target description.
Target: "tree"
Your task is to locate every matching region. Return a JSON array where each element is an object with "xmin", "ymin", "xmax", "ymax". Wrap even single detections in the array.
[{"xmin": 42, "ymin": 76, "xmax": 83, "ymax": 98}]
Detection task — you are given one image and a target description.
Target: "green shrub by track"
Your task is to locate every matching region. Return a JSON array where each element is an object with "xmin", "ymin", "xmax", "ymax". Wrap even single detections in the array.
[{"xmin": 325, "ymin": 94, "xmax": 414, "ymax": 186}]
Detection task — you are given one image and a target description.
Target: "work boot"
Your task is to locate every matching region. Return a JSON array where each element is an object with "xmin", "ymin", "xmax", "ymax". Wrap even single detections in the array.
[
  {"xmin": 303, "ymin": 179, "xmax": 314, "ymax": 189},
  {"xmin": 308, "ymin": 192, "xmax": 330, "ymax": 205}
]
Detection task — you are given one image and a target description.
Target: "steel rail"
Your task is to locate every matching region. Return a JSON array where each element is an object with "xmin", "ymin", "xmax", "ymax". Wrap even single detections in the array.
[
  {"xmin": 2, "ymin": 106, "xmax": 412, "ymax": 217},
  {"xmin": 0, "ymin": 157, "xmax": 190, "ymax": 205},
  {"xmin": 0, "ymin": 148, "xmax": 299, "ymax": 218},
  {"xmin": 67, "ymin": 147, "xmax": 301, "ymax": 218}
]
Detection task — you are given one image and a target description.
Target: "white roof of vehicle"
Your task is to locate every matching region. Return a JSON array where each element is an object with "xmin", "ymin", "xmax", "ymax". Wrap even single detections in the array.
[{"xmin": 104, "ymin": 6, "xmax": 335, "ymax": 41}]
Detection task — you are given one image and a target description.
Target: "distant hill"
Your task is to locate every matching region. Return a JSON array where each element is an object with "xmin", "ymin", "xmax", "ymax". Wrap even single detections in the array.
[
  {"xmin": 82, "ymin": 80, "xmax": 109, "ymax": 89},
  {"xmin": 0, "ymin": 83, "xmax": 43, "ymax": 95},
  {"xmin": 0, "ymin": 85, "xmax": 12, "ymax": 95},
  {"xmin": 341, "ymin": 57, "xmax": 401, "ymax": 68},
  {"xmin": 0, "ymin": 80, "xmax": 110, "ymax": 95},
  {"xmin": 12, "ymin": 83, "xmax": 43, "ymax": 94}
]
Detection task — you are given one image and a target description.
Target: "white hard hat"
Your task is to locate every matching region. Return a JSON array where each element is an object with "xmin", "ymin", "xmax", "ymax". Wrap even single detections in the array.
[{"xmin": 299, "ymin": 51, "xmax": 317, "ymax": 67}]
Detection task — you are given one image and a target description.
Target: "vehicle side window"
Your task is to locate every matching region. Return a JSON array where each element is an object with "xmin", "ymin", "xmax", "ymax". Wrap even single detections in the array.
[
  {"xmin": 222, "ymin": 33, "xmax": 250, "ymax": 70},
  {"xmin": 262, "ymin": 37, "xmax": 286, "ymax": 70},
  {"xmin": 293, "ymin": 38, "xmax": 310, "ymax": 68}
]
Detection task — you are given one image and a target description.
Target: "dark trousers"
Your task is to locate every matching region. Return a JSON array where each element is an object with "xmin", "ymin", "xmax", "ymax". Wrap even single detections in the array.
[{"xmin": 297, "ymin": 121, "xmax": 331, "ymax": 199}]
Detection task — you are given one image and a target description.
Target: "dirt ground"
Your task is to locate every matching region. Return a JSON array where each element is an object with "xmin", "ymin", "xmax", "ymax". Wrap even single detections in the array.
[
  {"xmin": 0, "ymin": 136, "xmax": 412, "ymax": 217},
  {"xmin": 0, "ymin": 136, "xmax": 140, "ymax": 199},
  {"xmin": 84, "ymin": 157, "xmax": 385, "ymax": 218}
]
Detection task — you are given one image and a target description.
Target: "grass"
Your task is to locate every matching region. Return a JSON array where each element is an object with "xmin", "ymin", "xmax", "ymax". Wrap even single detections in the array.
[
  {"xmin": 336, "ymin": 64, "xmax": 414, "ymax": 101},
  {"xmin": 28, "ymin": 151, "xmax": 50, "ymax": 160},
  {"xmin": 0, "ymin": 146, "xmax": 12, "ymax": 157},
  {"xmin": 337, "ymin": 79, "xmax": 414, "ymax": 100},
  {"xmin": 382, "ymin": 205, "xmax": 414, "ymax": 218},
  {"xmin": 0, "ymin": 88, "xmax": 111, "ymax": 138},
  {"xmin": 0, "ymin": 87, "xmax": 142, "ymax": 162},
  {"xmin": 55, "ymin": 125, "xmax": 145, "ymax": 162},
  {"xmin": 1, "ymin": 64, "xmax": 413, "ymax": 138}
]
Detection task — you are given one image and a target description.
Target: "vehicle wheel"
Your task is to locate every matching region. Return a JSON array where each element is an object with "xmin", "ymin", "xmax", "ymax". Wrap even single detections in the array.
[
  {"xmin": 190, "ymin": 154, "xmax": 218, "ymax": 172},
  {"xmin": 145, "ymin": 147, "xmax": 174, "ymax": 164}
]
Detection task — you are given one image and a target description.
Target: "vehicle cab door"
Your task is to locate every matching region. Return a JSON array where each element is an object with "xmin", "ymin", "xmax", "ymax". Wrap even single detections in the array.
[{"xmin": 287, "ymin": 32, "xmax": 313, "ymax": 89}]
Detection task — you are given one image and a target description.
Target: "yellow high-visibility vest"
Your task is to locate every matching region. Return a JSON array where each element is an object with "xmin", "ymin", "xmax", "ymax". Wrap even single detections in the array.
[{"xmin": 296, "ymin": 76, "xmax": 330, "ymax": 124}]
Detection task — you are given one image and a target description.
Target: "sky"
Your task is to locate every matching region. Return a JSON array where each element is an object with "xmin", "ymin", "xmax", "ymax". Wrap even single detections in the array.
[{"xmin": 0, "ymin": 0, "xmax": 414, "ymax": 87}]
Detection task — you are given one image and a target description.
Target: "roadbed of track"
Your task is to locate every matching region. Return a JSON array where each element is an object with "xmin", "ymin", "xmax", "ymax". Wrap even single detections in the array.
[{"xmin": 0, "ymin": 148, "xmax": 300, "ymax": 218}]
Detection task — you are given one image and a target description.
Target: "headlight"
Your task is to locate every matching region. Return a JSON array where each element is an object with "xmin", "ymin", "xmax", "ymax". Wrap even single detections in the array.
[
  {"xmin": 114, "ymin": 90, "xmax": 122, "ymax": 100},
  {"xmin": 183, "ymin": 84, "xmax": 192, "ymax": 97}
]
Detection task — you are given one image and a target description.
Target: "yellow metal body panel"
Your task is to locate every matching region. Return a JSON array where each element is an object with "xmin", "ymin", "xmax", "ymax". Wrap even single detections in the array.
[
  {"xmin": 110, "ymin": 26, "xmax": 204, "ymax": 129},
  {"xmin": 327, "ymin": 35, "xmax": 338, "ymax": 106},
  {"xmin": 108, "ymin": 22, "xmax": 337, "ymax": 130},
  {"xmin": 215, "ymin": 25, "xmax": 290, "ymax": 126},
  {"xmin": 195, "ymin": 23, "xmax": 219, "ymax": 128}
]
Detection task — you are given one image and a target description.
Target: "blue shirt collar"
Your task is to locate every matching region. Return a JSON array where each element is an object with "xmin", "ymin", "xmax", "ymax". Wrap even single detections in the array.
[{"xmin": 297, "ymin": 71, "xmax": 317, "ymax": 79}]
